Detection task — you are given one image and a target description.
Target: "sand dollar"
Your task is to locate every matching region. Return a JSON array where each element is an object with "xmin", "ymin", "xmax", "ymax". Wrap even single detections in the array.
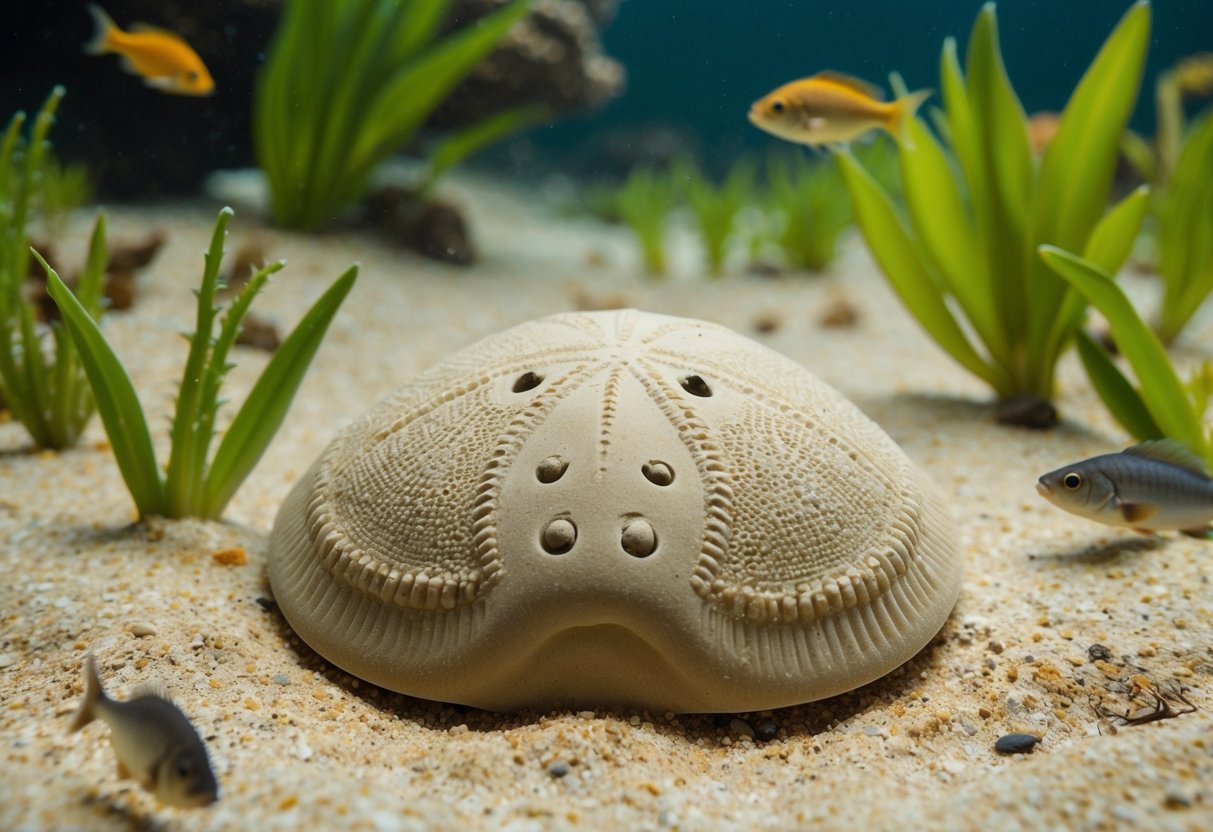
[{"xmin": 268, "ymin": 309, "xmax": 961, "ymax": 712}]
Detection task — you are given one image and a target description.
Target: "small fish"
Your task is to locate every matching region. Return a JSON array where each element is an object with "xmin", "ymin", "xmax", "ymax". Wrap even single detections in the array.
[
  {"xmin": 1036, "ymin": 440, "xmax": 1213, "ymax": 537},
  {"xmin": 84, "ymin": 4, "xmax": 214, "ymax": 97},
  {"xmin": 748, "ymin": 71, "xmax": 931, "ymax": 147},
  {"xmin": 70, "ymin": 654, "xmax": 219, "ymax": 808}
]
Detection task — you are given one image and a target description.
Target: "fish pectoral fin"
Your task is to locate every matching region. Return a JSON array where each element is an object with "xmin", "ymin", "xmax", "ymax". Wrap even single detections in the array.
[
  {"xmin": 143, "ymin": 76, "xmax": 175, "ymax": 89},
  {"xmin": 1118, "ymin": 502, "xmax": 1158, "ymax": 523}
]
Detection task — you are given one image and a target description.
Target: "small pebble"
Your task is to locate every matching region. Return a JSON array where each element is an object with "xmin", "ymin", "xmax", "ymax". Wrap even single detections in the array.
[
  {"xmin": 1088, "ymin": 643, "xmax": 1113, "ymax": 662},
  {"xmin": 755, "ymin": 719, "xmax": 779, "ymax": 741},
  {"xmin": 548, "ymin": 761, "xmax": 570, "ymax": 778},
  {"xmin": 0, "ymin": 653, "xmax": 13, "ymax": 669},
  {"xmin": 255, "ymin": 597, "xmax": 277, "ymax": 612},
  {"xmin": 728, "ymin": 718, "xmax": 755, "ymax": 740},
  {"xmin": 994, "ymin": 733, "xmax": 1041, "ymax": 755},
  {"xmin": 130, "ymin": 623, "xmax": 157, "ymax": 638},
  {"xmin": 272, "ymin": 673, "xmax": 291, "ymax": 685},
  {"xmin": 987, "ymin": 640, "xmax": 1004, "ymax": 654}
]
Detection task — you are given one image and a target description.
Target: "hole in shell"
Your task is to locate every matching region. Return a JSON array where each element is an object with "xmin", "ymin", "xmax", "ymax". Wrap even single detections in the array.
[
  {"xmin": 536, "ymin": 455, "xmax": 569, "ymax": 483},
  {"xmin": 513, "ymin": 371, "xmax": 544, "ymax": 393},
  {"xmin": 641, "ymin": 460, "xmax": 674, "ymax": 486},
  {"xmin": 621, "ymin": 518, "xmax": 657, "ymax": 558},
  {"xmin": 541, "ymin": 518, "xmax": 577, "ymax": 555},
  {"xmin": 679, "ymin": 374, "xmax": 712, "ymax": 397}
]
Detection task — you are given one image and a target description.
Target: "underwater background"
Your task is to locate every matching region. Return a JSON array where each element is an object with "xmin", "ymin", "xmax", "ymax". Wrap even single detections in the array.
[{"xmin": 2, "ymin": 0, "xmax": 1210, "ymax": 195}]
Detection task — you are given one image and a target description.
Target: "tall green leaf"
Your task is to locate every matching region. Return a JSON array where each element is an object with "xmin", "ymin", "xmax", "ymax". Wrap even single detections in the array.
[
  {"xmin": 203, "ymin": 265, "xmax": 358, "ymax": 517},
  {"xmin": 1029, "ymin": 0, "xmax": 1151, "ymax": 361},
  {"xmin": 41, "ymin": 259, "xmax": 165, "ymax": 517},
  {"xmin": 838, "ymin": 153, "xmax": 1006, "ymax": 390},
  {"xmin": 1040, "ymin": 245, "xmax": 1204, "ymax": 453}
]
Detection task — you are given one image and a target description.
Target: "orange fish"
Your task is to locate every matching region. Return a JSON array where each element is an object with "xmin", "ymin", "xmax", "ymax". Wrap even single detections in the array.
[
  {"xmin": 84, "ymin": 4, "xmax": 214, "ymax": 97},
  {"xmin": 748, "ymin": 71, "xmax": 930, "ymax": 146}
]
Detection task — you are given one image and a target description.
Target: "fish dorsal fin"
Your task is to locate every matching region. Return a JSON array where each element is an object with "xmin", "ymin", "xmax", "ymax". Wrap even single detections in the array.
[
  {"xmin": 129, "ymin": 679, "xmax": 173, "ymax": 703},
  {"xmin": 1124, "ymin": 439, "xmax": 1210, "ymax": 477},
  {"xmin": 129, "ymin": 23, "xmax": 189, "ymax": 44},
  {"xmin": 811, "ymin": 71, "xmax": 885, "ymax": 101}
]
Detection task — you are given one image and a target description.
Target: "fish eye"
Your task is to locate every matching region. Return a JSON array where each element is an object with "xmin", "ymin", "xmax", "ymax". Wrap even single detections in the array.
[
  {"xmin": 1063, "ymin": 473, "xmax": 1082, "ymax": 489},
  {"xmin": 771, "ymin": 100, "xmax": 785, "ymax": 113},
  {"xmin": 176, "ymin": 759, "xmax": 194, "ymax": 779},
  {"xmin": 186, "ymin": 71, "xmax": 199, "ymax": 82}
]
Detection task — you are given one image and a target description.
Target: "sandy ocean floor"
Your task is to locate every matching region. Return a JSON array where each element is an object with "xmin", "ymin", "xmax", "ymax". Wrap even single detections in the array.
[{"xmin": 2, "ymin": 173, "xmax": 1211, "ymax": 831}]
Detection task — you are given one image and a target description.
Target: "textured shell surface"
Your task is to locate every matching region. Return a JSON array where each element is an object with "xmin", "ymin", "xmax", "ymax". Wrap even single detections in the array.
[{"xmin": 269, "ymin": 309, "xmax": 961, "ymax": 712}]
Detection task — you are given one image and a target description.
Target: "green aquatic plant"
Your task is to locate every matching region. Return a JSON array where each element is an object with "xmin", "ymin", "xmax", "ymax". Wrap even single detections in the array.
[
  {"xmin": 254, "ymin": 0, "xmax": 530, "ymax": 230},
  {"xmin": 1041, "ymin": 246, "xmax": 1212, "ymax": 465},
  {"xmin": 615, "ymin": 166, "xmax": 677, "ymax": 277},
  {"xmin": 765, "ymin": 151, "xmax": 851, "ymax": 273},
  {"xmin": 41, "ymin": 207, "xmax": 358, "ymax": 521},
  {"xmin": 0, "ymin": 87, "xmax": 109, "ymax": 450},
  {"xmin": 677, "ymin": 157, "xmax": 757, "ymax": 276},
  {"xmin": 1151, "ymin": 109, "xmax": 1213, "ymax": 345},
  {"xmin": 838, "ymin": 1, "xmax": 1151, "ymax": 423}
]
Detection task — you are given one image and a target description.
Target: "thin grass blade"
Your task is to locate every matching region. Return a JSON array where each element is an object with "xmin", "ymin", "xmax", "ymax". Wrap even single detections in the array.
[
  {"xmin": 838, "ymin": 152, "xmax": 1005, "ymax": 391},
  {"xmin": 1029, "ymin": 1, "xmax": 1151, "ymax": 361},
  {"xmin": 41, "ymin": 256, "xmax": 164, "ymax": 517},
  {"xmin": 1074, "ymin": 331, "xmax": 1162, "ymax": 441},
  {"xmin": 202, "ymin": 265, "xmax": 358, "ymax": 518},
  {"xmin": 165, "ymin": 208, "xmax": 232, "ymax": 514},
  {"xmin": 418, "ymin": 105, "xmax": 545, "ymax": 197},
  {"xmin": 1039, "ymin": 245, "xmax": 1204, "ymax": 453}
]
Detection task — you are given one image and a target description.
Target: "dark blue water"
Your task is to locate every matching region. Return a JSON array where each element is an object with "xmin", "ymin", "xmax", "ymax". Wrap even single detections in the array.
[{"xmin": 542, "ymin": 0, "xmax": 1213, "ymax": 173}]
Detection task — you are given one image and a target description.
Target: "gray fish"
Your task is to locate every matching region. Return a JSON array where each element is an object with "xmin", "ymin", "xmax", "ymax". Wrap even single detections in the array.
[
  {"xmin": 70, "ymin": 654, "xmax": 218, "ymax": 808},
  {"xmin": 1036, "ymin": 440, "xmax": 1213, "ymax": 536}
]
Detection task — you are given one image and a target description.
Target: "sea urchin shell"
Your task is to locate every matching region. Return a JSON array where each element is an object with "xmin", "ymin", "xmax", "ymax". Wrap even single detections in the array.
[{"xmin": 268, "ymin": 310, "xmax": 961, "ymax": 712}]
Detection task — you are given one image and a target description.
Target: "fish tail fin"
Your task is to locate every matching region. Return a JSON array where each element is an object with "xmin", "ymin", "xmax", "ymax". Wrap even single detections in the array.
[
  {"xmin": 69, "ymin": 654, "xmax": 105, "ymax": 733},
  {"xmin": 891, "ymin": 88, "xmax": 933, "ymax": 134},
  {"xmin": 84, "ymin": 4, "xmax": 117, "ymax": 55}
]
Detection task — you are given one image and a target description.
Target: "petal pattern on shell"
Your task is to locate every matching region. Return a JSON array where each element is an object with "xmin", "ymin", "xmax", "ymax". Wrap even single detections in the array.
[{"xmin": 269, "ymin": 309, "xmax": 962, "ymax": 712}]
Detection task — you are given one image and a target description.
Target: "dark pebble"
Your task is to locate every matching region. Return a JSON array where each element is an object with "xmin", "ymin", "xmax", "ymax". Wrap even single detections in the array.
[
  {"xmin": 255, "ymin": 596, "xmax": 278, "ymax": 612},
  {"xmin": 755, "ymin": 720, "xmax": 779, "ymax": 741},
  {"xmin": 994, "ymin": 733, "xmax": 1041, "ymax": 754},
  {"xmin": 1088, "ymin": 643, "xmax": 1113, "ymax": 662},
  {"xmin": 548, "ymin": 761, "xmax": 570, "ymax": 778}
]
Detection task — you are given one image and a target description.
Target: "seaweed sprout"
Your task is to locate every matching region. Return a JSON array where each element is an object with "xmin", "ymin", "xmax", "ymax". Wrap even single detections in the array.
[
  {"xmin": 676, "ymin": 157, "xmax": 757, "ymax": 277},
  {"xmin": 254, "ymin": 0, "xmax": 531, "ymax": 230},
  {"xmin": 0, "ymin": 87, "xmax": 108, "ymax": 450},
  {"xmin": 615, "ymin": 166, "xmax": 677, "ymax": 277},
  {"xmin": 764, "ymin": 152, "xmax": 851, "ymax": 273},
  {"xmin": 1041, "ymin": 245, "xmax": 1212, "ymax": 466},
  {"xmin": 838, "ymin": 1, "xmax": 1152, "ymax": 426},
  {"xmin": 40, "ymin": 207, "xmax": 358, "ymax": 520}
]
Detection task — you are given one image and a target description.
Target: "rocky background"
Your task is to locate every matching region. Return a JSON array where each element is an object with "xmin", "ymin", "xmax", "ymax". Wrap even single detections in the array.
[{"xmin": 1, "ymin": 0, "xmax": 624, "ymax": 198}]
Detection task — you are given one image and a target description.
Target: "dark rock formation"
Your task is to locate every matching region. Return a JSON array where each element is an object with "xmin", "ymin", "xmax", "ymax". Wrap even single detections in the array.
[{"xmin": 429, "ymin": 0, "xmax": 624, "ymax": 129}]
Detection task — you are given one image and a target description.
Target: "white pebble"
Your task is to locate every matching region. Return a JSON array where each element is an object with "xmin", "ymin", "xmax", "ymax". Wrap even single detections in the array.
[
  {"xmin": 130, "ymin": 623, "xmax": 157, "ymax": 638},
  {"xmin": 0, "ymin": 653, "xmax": 13, "ymax": 669}
]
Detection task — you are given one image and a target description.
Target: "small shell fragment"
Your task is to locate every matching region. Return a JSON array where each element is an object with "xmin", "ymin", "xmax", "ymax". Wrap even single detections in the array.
[{"xmin": 268, "ymin": 309, "xmax": 961, "ymax": 712}]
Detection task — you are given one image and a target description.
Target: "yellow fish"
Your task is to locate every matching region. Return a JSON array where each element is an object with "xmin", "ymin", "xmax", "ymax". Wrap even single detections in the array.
[
  {"xmin": 84, "ymin": 4, "xmax": 214, "ymax": 97},
  {"xmin": 748, "ymin": 71, "xmax": 930, "ymax": 146}
]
